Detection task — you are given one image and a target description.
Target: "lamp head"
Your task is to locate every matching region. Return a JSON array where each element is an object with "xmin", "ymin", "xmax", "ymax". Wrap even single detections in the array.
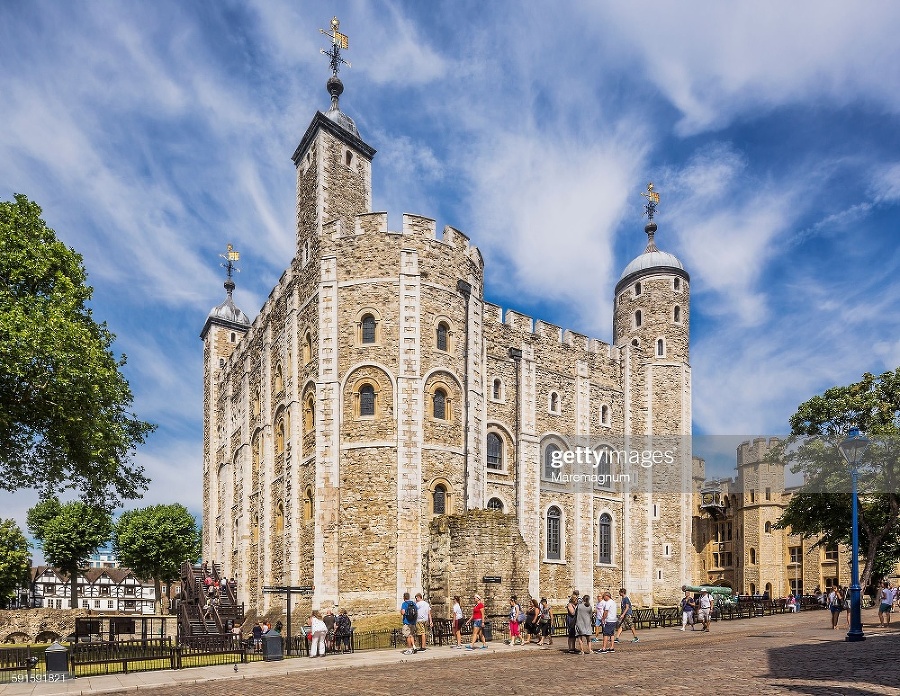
[{"xmin": 839, "ymin": 426, "xmax": 870, "ymax": 467}]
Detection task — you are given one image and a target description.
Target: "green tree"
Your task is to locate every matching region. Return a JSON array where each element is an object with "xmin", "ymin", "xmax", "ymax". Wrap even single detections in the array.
[
  {"xmin": 113, "ymin": 504, "xmax": 200, "ymax": 612},
  {"xmin": 775, "ymin": 370, "xmax": 900, "ymax": 592},
  {"xmin": 27, "ymin": 498, "xmax": 112, "ymax": 608},
  {"xmin": 0, "ymin": 194, "xmax": 154, "ymax": 507},
  {"xmin": 0, "ymin": 519, "xmax": 31, "ymax": 607}
]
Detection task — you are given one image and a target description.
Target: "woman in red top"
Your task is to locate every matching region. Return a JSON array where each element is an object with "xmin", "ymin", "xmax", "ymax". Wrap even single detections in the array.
[{"xmin": 466, "ymin": 593, "xmax": 487, "ymax": 649}]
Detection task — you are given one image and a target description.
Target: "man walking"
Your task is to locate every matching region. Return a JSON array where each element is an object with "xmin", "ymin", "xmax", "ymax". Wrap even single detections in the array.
[
  {"xmin": 400, "ymin": 592, "xmax": 418, "ymax": 655},
  {"xmin": 415, "ymin": 593, "xmax": 433, "ymax": 651},
  {"xmin": 614, "ymin": 588, "xmax": 639, "ymax": 644},
  {"xmin": 697, "ymin": 589, "xmax": 713, "ymax": 632}
]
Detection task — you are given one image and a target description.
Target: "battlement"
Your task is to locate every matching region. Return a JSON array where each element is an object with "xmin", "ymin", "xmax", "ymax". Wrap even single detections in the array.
[
  {"xmin": 736, "ymin": 437, "xmax": 783, "ymax": 467},
  {"xmin": 483, "ymin": 304, "xmax": 614, "ymax": 356}
]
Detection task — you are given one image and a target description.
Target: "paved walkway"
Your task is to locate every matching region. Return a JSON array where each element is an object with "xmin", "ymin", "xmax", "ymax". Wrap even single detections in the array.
[{"xmin": 2, "ymin": 610, "xmax": 898, "ymax": 696}]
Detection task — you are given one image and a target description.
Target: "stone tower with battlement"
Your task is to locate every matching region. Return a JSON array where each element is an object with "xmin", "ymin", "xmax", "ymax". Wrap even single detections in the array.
[{"xmin": 201, "ymin": 32, "xmax": 699, "ymax": 618}]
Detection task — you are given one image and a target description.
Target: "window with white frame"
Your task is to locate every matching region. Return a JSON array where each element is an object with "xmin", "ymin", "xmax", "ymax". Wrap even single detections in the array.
[
  {"xmin": 598, "ymin": 513, "xmax": 612, "ymax": 564},
  {"xmin": 546, "ymin": 506, "xmax": 562, "ymax": 560}
]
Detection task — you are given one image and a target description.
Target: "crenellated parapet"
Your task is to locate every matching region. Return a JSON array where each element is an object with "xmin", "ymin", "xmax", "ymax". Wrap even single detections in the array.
[{"xmin": 737, "ymin": 437, "xmax": 783, "ymax": 468}]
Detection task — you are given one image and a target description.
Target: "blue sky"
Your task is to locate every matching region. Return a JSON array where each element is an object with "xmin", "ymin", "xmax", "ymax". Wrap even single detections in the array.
[{"xmin": 3, "ymin": 1, "xmax": 900, "ymax": 535}]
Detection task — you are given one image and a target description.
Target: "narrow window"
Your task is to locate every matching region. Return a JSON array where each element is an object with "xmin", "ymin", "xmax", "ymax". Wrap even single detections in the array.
[
  {"xmin": 359, "ymin": 384, "xmax": 376, "ymax": 417},
  {"xmin": 303, "ymin": 488, "xmax": 314, "ymax": 521},
  {"xmin": 219, "ymin": 358, "xmax": 225, "ymax": 367},
  {"xmin": 275, "ymin": 417, "xmax": 285, "ymax": 454},
  {"xmin": 433, "ymin": 388, "xmax": 447, "ymax": 420},
  {"xmin": 436, "ymin": 322, "xmax": 449, "ymax": 351},
  {"xmin": 750, "ymin": 548, "xmax": 757, "ymax": 565},
  {"xmin": 750, "ymin": 490, "xmax": 755, "ymax": 503},
  {"xmin": 487, "ymin": 497, "xmax": 504, "ymax": 512},
  {"xmin": 345, "ymin": 150, "xmax": 353, "ymax": 166},
  {"xmin": 274, "ymin": 364, "xmax": 284, "ymax": 393},
  {"xmin": 674, "ymin": 305, "xmax": 681, "ymax": 323},
  {"xmin": 634, "ymin": 281, "xmax": 642, "ymax": 296},
  {"xmin": 674, "ymin": 277, "xmax": 681, "ymax": 291},
  {"xmin": 433, "ymin": 484, "xmax": 447, "ymax": 515},
  {"xmin": 546, "ymin": 507, "xmax": 562, "ymax": 560},
  {"xmin": 543, "ymin": 444, "xmax": 560, "ymax": 480},
  {"xmin": 598, "ymin": 513, "xmax": 612, "ymax": 564},
  {"xmin": 600, "ymin": 404, "xmax": 609, "ymax": 425},
  {"xmin": 361, "ymin": 314, "xmax": 376, "ymax": 344},
  {"xmin": 764, "ymin": 521, "xmax": 772, "ymax": 533},
  {"xmin": 230, "ymin": 332, "xmax": 236, "ymax": 342},
  {"xmin": 550, "ymin": 392, "xmax": 560, "ymax": 413},
  {"xmin": 487, "ymin": 432, "xmax": 503, "ymax": 470},
  {"xmin": 631, "ymin": 338, "xmax": 639, "ymax": 347},
  {"xmin": 656, "ymin": 338, "xmax": 665, "ymax": 357},
  {"xmin": 664, "ymin": 543, "xmax": 672, "ymax": 557},
  {"xmin": 304, "ymin": 395, "xmax": 315, "ymax": 431},
  {"xmin": 765, "ymin": 487, "xmax": 771, "ymax": 501},
  {"xmin": 275, "ymin": 502, "xmax": 284, "ymax": 533},
  {"xmin": 635, "ymin": 310, "xmax": 642, "ymax": 328},
  {"xmin": 303, "ymin": 333, "xmax": 313, "ymax": 364},
  {"xmin": 492, "ymin": 378, "xmax": 502, "ymax": 400}
]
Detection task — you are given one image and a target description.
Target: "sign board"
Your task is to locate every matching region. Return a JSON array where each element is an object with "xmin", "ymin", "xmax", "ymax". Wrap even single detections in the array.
[{"xmin": 482, "ymin": 576, "xmax": 502, "ymax": 583}]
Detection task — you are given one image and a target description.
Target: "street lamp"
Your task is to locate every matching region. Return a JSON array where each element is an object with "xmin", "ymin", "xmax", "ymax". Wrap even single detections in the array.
[{"xmin": 838, "ymin": 426, "xmax": 869, "ymax": 642}]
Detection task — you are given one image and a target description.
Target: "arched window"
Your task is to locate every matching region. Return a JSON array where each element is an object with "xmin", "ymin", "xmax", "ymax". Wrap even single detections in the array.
[
  {"xmin": 634, "ymin": 281, "xmax": 642, "ymax": 296},
  {"xmin": 359, "ymin": 384, "xmax": 376, "ymax": 417},
  {"xmin": 361, "ymin": 314, "xmax": 376, "ymax": 344},
  {"xmin": 345, "ymin": 150, "xmax": 353, "ymax": 167},
  {"xmin": 252, "ymin": 514, "xmax": 259, "ymax": 543},
  {"xmin": 635, "ymin": 310, "xmax": 642, "ymax": 328},
  {"xmin": 598, "ymin": 513, "xmax": 612, "ymax": 564},
  {"xmin": 433, "ymin": 388, "xmax": 447, "ymax": 420},
  {"xmin": 543, "ymin": 444, "xmax": 560, "ymax": 480},
  {"xmin": 303, "ymin": 487, "xmax": 313, "ymax": 522},
  {"xmin": 674, "ymin": 305, "xmax": 681, "ymax": 323},
  {"xmin": 600, "ymin": 404, "xmax": 610, "ymax": 425},
  {"xmin": 656, "ymin": 338, "xmax": 665, "ymax": 357},
  {"xmin": 631, "ymin": 338, "xmax": 640, "ymax": 347},
  {"xmin": 432, "ymin": 484, "xmax": 447, "ymax": 515},
  {"xmin": 252, "ymin": 388, "xmax": 261, "ymax": 417},
  {"xmin": 546, "ymin": 506, "xmax": 562, "ymax": 560},
  {"xmin": 750, "ymin": 548, "xmax": 757, "ymax": 565},
  {"xmin": 275, "ymin": 417, "xmax": 285, "ymax": 454},
  {"xmin": 274, "ymin": 364, "xmax": 284, "ymax": 393},
  {"xmin": 304, "ymin": 394, "xmax": 315, "ymax": 431},
  {"xmin": 230, "ymin": 332, "xmax": 236, "ymax": 343},
  {"xmin": 750, "ymin": 583, "xmax": 756, "ymax": 596},
  {"xmin": 487, "ymin": 497, "xmax": 504, "ymax": 512},
  {"xmin": 549, "ymin": 392, "xmax": 560, "ymax": 413},
  {"xmin": 486, "ymin": 432, "xmax": 503, "ymax": 470},
  {"xmin": 303, "ymin": 332, "xmax": 313, "ymax": 364},
  {"xmin": 764, "ymin": 521, "xmax": 772, "ymax": 534},
  {"xmin": 674, "ymin": 277, "xmax": 681, "ymax": 291},
  {"xmin": 275, "ymin": 502, "xmax": 284, "ymax": 533},
  {"xmin": 492, "ymin": 378, "xmax": 502, "ymax": 400},
  {"xmin": 436, "ymin": 322, "xmax": 449, "ymax": 352}
]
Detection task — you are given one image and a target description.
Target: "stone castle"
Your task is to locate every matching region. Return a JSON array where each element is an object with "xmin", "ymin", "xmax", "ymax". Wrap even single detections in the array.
[{"xmin": 200, "ymin": 36, "xmax": 842, "ymax": 618}]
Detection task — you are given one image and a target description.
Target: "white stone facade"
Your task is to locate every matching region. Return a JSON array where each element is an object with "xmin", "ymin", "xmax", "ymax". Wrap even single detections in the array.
[{"xmin": 202, "ymin": 98, "xmax": 697, "ymax": 616}]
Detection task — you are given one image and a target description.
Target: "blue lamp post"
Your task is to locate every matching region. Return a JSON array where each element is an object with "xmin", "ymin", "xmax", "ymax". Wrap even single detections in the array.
[{"xmin": 838, "ymin": 426, "xmax": 869, "ymax": 642}]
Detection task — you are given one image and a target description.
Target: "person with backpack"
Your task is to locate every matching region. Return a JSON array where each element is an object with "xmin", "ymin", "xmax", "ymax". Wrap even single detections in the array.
[
  {"xmin": 507, "ymin": 595, "xmax": 523, "ymax": 646},
  {"xmin": 680, "ymin": 589, "xmax": 696, "ymax": 631},
  {"xmin": 537, "ymin": 598, "xmax": 553, "ymax": 646},
  {"xmin": 334, "ymin": 608, "xmax": 352, "ymax": 654},
  {"xmin": 400, "ymin": 591, "xmax": 419, "ymax": 654}
]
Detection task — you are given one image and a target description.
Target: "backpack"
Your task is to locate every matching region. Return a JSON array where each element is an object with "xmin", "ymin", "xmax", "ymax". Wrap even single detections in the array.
[{"xmin": 405, "ymin": 601, "xmax": 419, "ymax": 623}]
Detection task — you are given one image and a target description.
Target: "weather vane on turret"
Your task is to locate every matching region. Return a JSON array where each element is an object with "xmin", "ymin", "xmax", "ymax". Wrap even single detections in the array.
[
  {"xmin": 320, "ymin": 16, "xmax": 350, "ymax": 77},
  {"xmin": 641, "ymin": 182, "xmax": 660, "ymax": 221},
  {"xmin": 219, "ymin": 244, "xmax": 241, "ymax": 295},
  {"xmin": 640, "ymin": 182, "xmax": 661, "ymax": 252}
]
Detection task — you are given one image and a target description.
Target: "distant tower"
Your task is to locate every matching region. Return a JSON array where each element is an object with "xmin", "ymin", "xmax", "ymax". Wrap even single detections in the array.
[{"xmin": 200, "ymin": 244, "xmax": 251, "ymax": 559}]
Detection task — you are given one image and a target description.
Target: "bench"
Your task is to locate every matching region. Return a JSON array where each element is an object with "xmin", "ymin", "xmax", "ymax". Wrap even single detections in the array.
[
  {"xmin": 632, "ymin": 608, "xmax": 656, "ymax": 629},
  {"xmin": 655, "ymin": 606, "xmax": 680, "ymax": 628}
]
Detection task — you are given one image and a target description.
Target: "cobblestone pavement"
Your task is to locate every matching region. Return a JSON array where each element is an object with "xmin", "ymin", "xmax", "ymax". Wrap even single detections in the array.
[{"xmin": 4, "ymin": 611, "xmax": 898, "ymax": 696}]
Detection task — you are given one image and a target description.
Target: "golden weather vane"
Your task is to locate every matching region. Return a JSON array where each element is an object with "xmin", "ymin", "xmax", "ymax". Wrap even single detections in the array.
[
  {"xmin": 320, "ymin": 16, "xmax": 351, "ymax": 76},
  {"xmin": 641, "ymin": 182, "xmax": 660, "ymax": 221},
  {"xmin": 220, "ymin": 244, "xmax": 241, "ymax": 281}
]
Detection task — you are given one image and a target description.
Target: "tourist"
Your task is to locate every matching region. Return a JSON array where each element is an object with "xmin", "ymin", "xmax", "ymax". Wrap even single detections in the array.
[
  {"xmin": 697, "ymin": 589, "xmax": 713, "ymax": 632},
  {"xmin": 787, "ymin": 593, "xmax": 798, "ymax": 613},
  {"xmin": 415, "ymin": 593, "xmax": 432, "ymax": 651},
  {"xmin": 309, "ymin": 611, "xmax": 327, "ymax": 657},
  {"xmin": 594, "ymin": 594, "xmax": 604, "ymax": 643},
  {"xmin": 452, "ymin": 595, "xmax": 465, "ymax": 648},
  {"xmin": 323, "ymin": 607, "xmax": 336, "ymax": 652},
  {"xmin": 335, "ymin": 608, "xmax": 352, "ymax": 653},
  {"xmin": 537, "ymin": 598, "xmax": 553, "ymax": 647},
  {"xmin": 400, "ymin": 591, "xmax": 418, "ymax": 655},
  {"xmin": 523, "ymin": 598, "xmax": 540, "ymax": 643},
  {"xmin": 843, "ymin": 586, "xmax": 851, "ymax": 627},
  {"xmin": 614, "ymin": 588, "xmax": 639, "ymax": 643},
  {"xmin": 680, "ymin": 590, "xmax": 695, "ymax": 631},
  {"xmin": 252, "ymin": 622, "xmax": 263, "ymax": 651},
  {"xmin": 878, "ymin": 581, "xmax": 895, "ymax": 627},
  {"xmin": 827, "ymin": 586, "xmax": 842, "ymax": 629},
  {"xmin": 466, "ymin": 593, "xmax": 487, "ymax": 649},
  {"xmin": 507, "ymin": 595, "xmax": 523, "ymax": 646},
  {"xmin": 565, "ymin": 592, "xmax": 579, "ymax": 653},
  {"xmin": 597, "ymin": 591, "xmax": 617, "ymax": 654},
  {"xmin": 574, "ymin": 594, "xmax": 593, "ymax": 654}
]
